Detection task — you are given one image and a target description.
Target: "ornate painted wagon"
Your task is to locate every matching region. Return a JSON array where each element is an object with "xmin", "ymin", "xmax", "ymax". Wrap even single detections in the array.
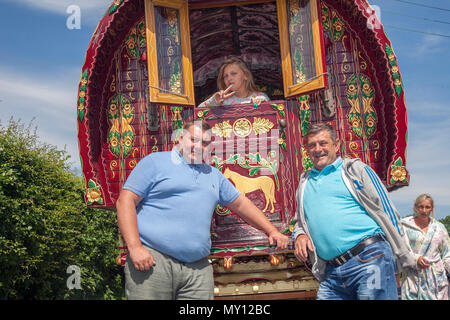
[{"xmin": 77, "ymin": 0, "xmax": 409, "ymax": 299}]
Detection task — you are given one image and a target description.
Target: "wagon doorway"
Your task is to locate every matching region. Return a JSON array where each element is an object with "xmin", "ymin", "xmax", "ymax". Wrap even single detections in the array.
[
  {"xmin": 189, "ymin": 1, "xmax": 284, "ymax": 103},
  {"xmin": 188, "ymin": 0, "xmax": 327, "ymax": 104}
]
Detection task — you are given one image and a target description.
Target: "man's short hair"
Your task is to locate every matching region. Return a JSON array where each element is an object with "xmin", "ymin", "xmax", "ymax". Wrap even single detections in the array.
[
  {"xmin": 305, "ymin": 123, "xmax": 337, "ymax": 143},
  {"xmin": 183, "ymin": 120, "xmax": 211, "ymax": 132}
]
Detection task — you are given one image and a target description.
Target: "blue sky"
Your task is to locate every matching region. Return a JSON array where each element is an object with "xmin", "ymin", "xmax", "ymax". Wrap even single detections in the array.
[{"xmin": 0, "ymin": 0, "xmax": 449, "ymax": 220}]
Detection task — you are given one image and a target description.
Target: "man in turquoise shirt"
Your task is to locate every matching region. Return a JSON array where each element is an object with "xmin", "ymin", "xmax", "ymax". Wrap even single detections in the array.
[
  {"xmin": 293, "ymin": 123, "xmax": 415, "ymax": 300},
  {"xmin": 117, "ymin": 120, "xmax": 289, "ymax": 300},
  {"xmin": 303, "ymin": 157, "xmax": 383, "ymax": 261}
]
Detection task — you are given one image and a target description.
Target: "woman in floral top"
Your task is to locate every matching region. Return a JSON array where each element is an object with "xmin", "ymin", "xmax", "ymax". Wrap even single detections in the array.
[
  {"xmin": 197, "ymin": 56, "xmax": 269, "ymax": 108},
  {"xmin": 401, "ymin": 194, "xmax": 450, "ymax": 300}
]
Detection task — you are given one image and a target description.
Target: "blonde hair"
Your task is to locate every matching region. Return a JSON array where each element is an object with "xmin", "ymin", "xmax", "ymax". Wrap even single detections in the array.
[
  {"xmin": 216, "ymin": 56, "xmax": 258, "ymax": 93},
  {"xmin": 413, "ymin": 193, "xmax": 434, "ymax": 218}
]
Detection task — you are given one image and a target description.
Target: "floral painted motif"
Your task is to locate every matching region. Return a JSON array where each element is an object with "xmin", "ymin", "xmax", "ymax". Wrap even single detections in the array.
[
  {"xmin": 77, "ymin": 69, "xmax": 88, "ymax": 122},
  {"xmin": 107, "ymin": 94, "xmax": 134, "ymax": 158},
  {"xmin": 297, "ymin": 95, "xmax": 310, "ymax": 136},
  {"xmin": 85, "ymin": 179, "xmax": 104, "ymax": 205},
  {"xmin": 109, "ymin": 0, "xmax": 124, "ymax": 16},
  {"xmin": 390, "ymin": 157, "xmax": 408, "ymax": 185},
  {"xmin": 385, "ymin": 44, "xmax": 403, "ymax": 97},
  {"xmin": 346, "ymin": 73, "xmax": 377, "ymax": 139}
]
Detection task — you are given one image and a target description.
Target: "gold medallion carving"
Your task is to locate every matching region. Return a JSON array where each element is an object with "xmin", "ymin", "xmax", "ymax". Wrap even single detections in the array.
[{"xmin": 233, "ymin": 118, "xmax": 252, "ymax": 137}]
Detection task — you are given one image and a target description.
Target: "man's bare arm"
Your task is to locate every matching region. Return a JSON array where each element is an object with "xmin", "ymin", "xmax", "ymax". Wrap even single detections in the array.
[{"xmin": 116, "ymin": 190, "xmax": 155, "ymax": 270}]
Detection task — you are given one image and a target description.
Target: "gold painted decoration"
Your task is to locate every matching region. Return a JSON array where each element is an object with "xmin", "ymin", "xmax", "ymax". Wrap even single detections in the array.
[
  {"xmin": 212, "ymin": 152, "xmax": 280, "ymax": 191},
  {"xmin": 107, "ymin": 95, "xmax": 121, "ymax": 157},
  {"xmin": 390, "ymin": 157, "xmax": 408, "ymax": 184},
  {"xmin": 110, "ymin": 160, "xmax": 118, "ymax": 179},
  {"xmin": 223, "ymin": 257, "xmax": 233, "ymax": 270},
  {"xmin": 109, "ymin": 0, "xmax": 124, "ymax": 15},
  {"xmin": 233, "ymin": 118, "xmax": 252, "ymax": 138},
  {"xmin": 297, "ymin": 95, "xmax": 310, "ymax": 136},
  {"xmin": 385, "ymin": 44, "xmax": 403, "ymax": 97},
  {"xmin": 77, "ymin": 69, "xmax": 88, "ymax": 122},
  {"xmin": 360, "ymin": 79, "xmax": 377, "ymax": 138},
  {"xmin": 212, "ymin": 121, "xmax": 233, "ymax": 138},
  {"xmin": 372, "ymin": 140, "xmax": 380, "ymax": 160},
  {"xmin": 120, "ymin": 95, "xmax": 135, "ymax": 157},
  {"xmin": 138, "ymin": 19, "xmax": 146, "ymax": 48},
  {"xmin": 223, "ymin": 168, "xmax": 276, "ymax": 213},
  {"xmin": 346, "ymin": 74, "xmax": 377, "ymax": 139},
  {"xmin": 321, "ymin": 3, "xmax": 330, "ymax": 31},
  {"xmin": 171, "ymin": 106, "xmax": 184, "ymax": 139},
  {"xmin": 85, "ymin": 179, "xmax": 104, "ymax": 205},
  {"xmin": 270, "ymin": 104, "xmax": 286, "ymax": 117},
  {"xmin": 252, "ymin": 117, "xmax": 274, "ymax": 135},
  {"xmin": 301, "ymin": 147, "xmax": 313, "ymax": 171},
  {"xmin": 107, "ymin": 94, "xmax": 135, "ymax": 158},
  {"xmin": 331, "ymin": 9, "xmax": 344, "ymax": 42},
  {"xmin": 125, "ymin": 27, "xmax": 138, "ymax": 58},
  {"xmin": 270, "ymin": 255, "xmax": 280, "ymax": 266},
  {"xmin": 196, "ymin": 109, "xmax": 209, "ymax": 120},
  {"xmin": 211, "ymin": 118, "xmax": 274, "ymax": 138}
]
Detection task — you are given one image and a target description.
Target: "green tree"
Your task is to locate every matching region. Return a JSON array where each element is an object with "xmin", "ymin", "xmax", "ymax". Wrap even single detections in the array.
[
  {"xmin": 439, "ymin": 215, "xmax": 450, "ymax": 234},
  {"xmin": 0, "ymin": 118, "xmax": 124, "ymax": 299}
]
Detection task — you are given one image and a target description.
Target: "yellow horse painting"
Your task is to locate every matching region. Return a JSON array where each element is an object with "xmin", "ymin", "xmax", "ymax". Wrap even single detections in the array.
[{"xmin": 223, "ymin": 168, "xmax": 276, "ymax": 213}]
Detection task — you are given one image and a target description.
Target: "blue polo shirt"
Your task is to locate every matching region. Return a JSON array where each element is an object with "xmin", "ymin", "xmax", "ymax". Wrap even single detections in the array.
[
  {"xmin": 303, "ymin": 158, "xmax": 383, "ymax": 260},
  {"xmin": 123, "ymin": 148, "xmax": 240, "ymax": 263}
]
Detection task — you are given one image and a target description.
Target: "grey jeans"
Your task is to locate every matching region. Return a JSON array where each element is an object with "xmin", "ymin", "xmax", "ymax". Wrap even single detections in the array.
[{"xmin": 124, "ymin": 245, "xmax": 214, "ymax": 300}]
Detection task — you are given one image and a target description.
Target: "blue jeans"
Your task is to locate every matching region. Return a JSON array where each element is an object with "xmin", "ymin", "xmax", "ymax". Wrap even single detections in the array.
[{"xmin": 317, "ymin": 239, "xmax": 398, "ymax": 300}]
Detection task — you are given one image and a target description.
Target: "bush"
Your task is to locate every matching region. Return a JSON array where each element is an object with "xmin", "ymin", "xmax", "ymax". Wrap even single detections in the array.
[
  {"xmin": 0, "ymin": 118, "xmax": 124, "ymax": 299},
  {"xmin": 439, "ymin": 215, "xmax": 450, "ymax": 234}
]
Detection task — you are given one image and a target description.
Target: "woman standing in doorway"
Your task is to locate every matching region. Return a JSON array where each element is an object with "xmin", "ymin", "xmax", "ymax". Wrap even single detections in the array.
[{"xmin": 197, "ymin": 56, "xmax": 269, "ymax": 108}]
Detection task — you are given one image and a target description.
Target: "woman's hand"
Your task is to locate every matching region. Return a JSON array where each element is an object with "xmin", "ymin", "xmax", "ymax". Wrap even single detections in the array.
[
  {"xmin": 417, "ymin": 256, "xmax": 431, "ymax": 269},
  {"xmin": 214, "ymin": 85, "xmax": 235, "ymax": 105}
]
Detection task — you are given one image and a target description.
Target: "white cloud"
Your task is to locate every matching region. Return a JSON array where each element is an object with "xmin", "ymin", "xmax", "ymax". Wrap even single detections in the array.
[
  {"xmin": 10, "ymin": 0, "xmax": 110, "ymax": 14},
  {"xmin": 0, "ymin": 65, "xmax": 80, "ymax": 171},
  {"xmin": 6, "ymin": 0, "xmax": 111, "ymax": 25},
  {"xmin": 389, "ymin": 102, "xmax": 450, "ymax": 220},
  {"xmin": 412, "ymin": 33, "xmax": 446, "ymax": 57}
]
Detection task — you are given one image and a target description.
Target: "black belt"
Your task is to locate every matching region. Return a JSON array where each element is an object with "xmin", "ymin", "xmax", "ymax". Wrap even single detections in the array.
[{"xmin": 328, "ymin": 234, "xmax": 385, "ymax": 267}]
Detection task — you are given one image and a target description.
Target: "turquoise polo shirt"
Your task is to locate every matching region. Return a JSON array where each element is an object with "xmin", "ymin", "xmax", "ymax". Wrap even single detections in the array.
[
  {"xmin": 303, "ymin": 157, "xmax": 383, "ymax": 260},
  {"xmin": 123, "ymin": 148, "xmax": 240, "ymax": 263}
]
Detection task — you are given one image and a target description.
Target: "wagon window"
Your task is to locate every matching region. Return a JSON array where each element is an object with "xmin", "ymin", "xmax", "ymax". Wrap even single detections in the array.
[
  {"xmin": 145, "ymin": 0, "xmax": 195, "ymax": 105},
  {"xmin": 277, "ymin": 0, "xmax": 327, "ymax": 97}
]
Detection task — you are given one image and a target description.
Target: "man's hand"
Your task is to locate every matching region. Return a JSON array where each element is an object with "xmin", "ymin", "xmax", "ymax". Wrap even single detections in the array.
[
  {"xmin": 227, "ymin": 195, "xmax": 290, "ymax": 250},
  {"xmin": 268, "ymin": 230, "xmax": 290, "ymax": 250},
  {"xmin": 128, "ymin": 246, "xmax": 156, "ymax": 271},
  {"xmin": 294, "ymin": 234, "xmax": 314, "ymax": 262}
]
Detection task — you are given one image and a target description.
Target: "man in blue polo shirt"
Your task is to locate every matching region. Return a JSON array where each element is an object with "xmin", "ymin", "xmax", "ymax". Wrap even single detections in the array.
[
  {"xmin": 293, "ymin": 123, "xmax": 417, "ymax": 300},
  {"xmin": 117, "ymin": 120, "xmax": 289, "ymax": 300}
]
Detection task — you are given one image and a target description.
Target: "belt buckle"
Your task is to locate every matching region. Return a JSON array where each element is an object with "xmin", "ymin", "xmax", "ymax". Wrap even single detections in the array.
[
  {"xmin": 337, "ymin": 255, "xmax": 347, "ymax": 265},
  {"xmin": 333, "ymin": 254, "xmax": 347, "ymax": 266}
]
